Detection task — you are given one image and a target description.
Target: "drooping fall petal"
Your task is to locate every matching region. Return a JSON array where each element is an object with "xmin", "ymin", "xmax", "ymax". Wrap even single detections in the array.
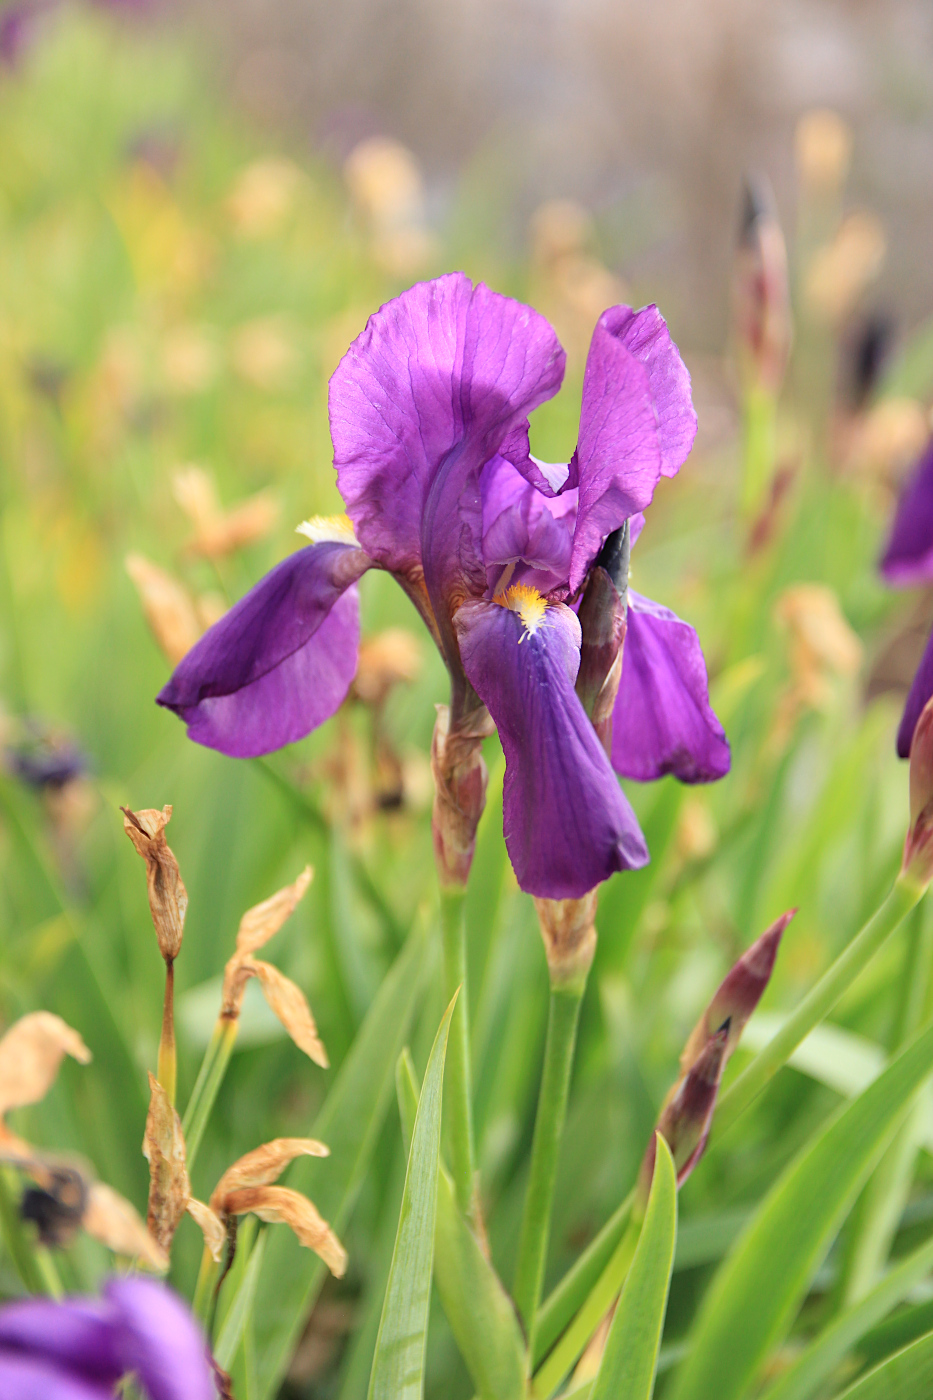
[
  {"xmin": 157, "ymin": 542, "xmax": 368, "ymax": 757},
  {"xmin": 210, "ymin": 1137, "xmax": 329, "ymax": 1213},
  {"xmin": 248, "ymin": 960, "xmax": 329, "ymax": 1067},
  {"xmin": 456, "ymin": 591, "xmax": 648, "ymax": 898},
  {"xmin": 880, "ymin": 439, "xmax": 933, "ymax": 587},
  {"xmin": 185, "ymin": 1198, "xmax": 226, "ymax": 1264},
  {"xmin": 222, "ymin": 1185, "xmax": 347, "ymax": 1277},
  {"xmin": 233, "ymin": 867, "xmax": 313, "ymax": 957},
  {"xmin": 611, "ymin": 591, "xmax": 730, "ymax": 783}
]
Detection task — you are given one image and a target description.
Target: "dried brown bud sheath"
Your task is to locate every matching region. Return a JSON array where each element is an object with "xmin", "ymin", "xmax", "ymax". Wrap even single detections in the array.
[
  {"xmin": 903, "ymin": 698, "xmax": 933, "ymax": 891},
  {"xmin": 534, "ymin": 892, "xmax": 599, "ymax": 990},
  {"xmin": 431, "ymin": 703, "xmax": 493, "ymax": 888},
  {"xmin": 121, "ymin": 806, "xmax": 188, "ymax": 963}
]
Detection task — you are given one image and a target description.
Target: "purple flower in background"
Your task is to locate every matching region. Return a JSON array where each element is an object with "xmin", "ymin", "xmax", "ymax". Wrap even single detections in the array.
[
  {"xmin": 158, "ymin": 273, "xmax": 728, "ymax": 898},
  {"xmin": 880, "ymin": 438, "xmax": 933, "ymax": 588},
  {"xmin": 0, "ymin": 1276, "xmax": 214, "ymax": 1400}
]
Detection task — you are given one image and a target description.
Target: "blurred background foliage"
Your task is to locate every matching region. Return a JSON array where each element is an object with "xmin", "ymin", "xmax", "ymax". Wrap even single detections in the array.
[{"xmin": 3, "ymin": 4, "xmax": 933, "ymax": 1397}]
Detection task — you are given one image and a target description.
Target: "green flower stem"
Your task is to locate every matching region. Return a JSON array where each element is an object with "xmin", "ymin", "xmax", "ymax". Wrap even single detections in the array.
[
  {"xmin": 0, "ymin": 1166, "xmax": 47, "ymax": 1295},
  {"xmin": 840, "ymin": 904, "xmax": 933, "ymax": 1307},
  {"xmin": 534, "ymin": 1190, "xmax": 634, "ymax": 1368},
  {"xmin": 440, "ymin": 884, "xmax": 477, "ymax": 1224},
  {"xmin": 740, "ymin": 384, "xmax": 779, "ymax": 521},
  {"xmin": 192, "ymin": 1242, "xmax": 218, "ymax": 1325},
  {"xmin": 182, "ymin": 1017, "xmax": 239, "ymax": 1175},
  {"xmin": 514, "ymin": 979, "xmax": 586, "ymax": 1354},
  {"xmin": 157, "ymin": 959, "xmax": 177, "ymax": 1107},
  {"xmin": 532, "ymin": 1215, "xmax": 641, "ymax": 1398},
  {"xmin": 711, "ymin": 877, "xmax": 922, "ymax": 1144}
]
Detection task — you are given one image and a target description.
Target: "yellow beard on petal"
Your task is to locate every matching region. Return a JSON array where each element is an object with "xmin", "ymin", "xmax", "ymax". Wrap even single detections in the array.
[
  {"xmin": 295, "ymin": 514, "xmax": 358, "ymax": 546},
  {"xmin": 495, "ymin": 582, "xmax": 548, "ymax": 640}
]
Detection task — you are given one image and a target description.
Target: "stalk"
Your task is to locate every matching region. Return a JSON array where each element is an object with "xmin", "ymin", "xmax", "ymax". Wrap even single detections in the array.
[
  {"xmin": 534, "ymin": 1190, "xmax": 634, "ymax": 1367},
  {"xmin": 532, "ymin": 1215, "xmax": 641, "ymax": 1398},
  {"xmin": 0, "ymin": 1166, "xmax": 47, "ymax": 1295},
  {"xmin": 440, "ymin": 885, "xmax": 477, "ymax": 1223},
  {"xmin": 182, "ymin": 1018, "xmax": 239, "ymax": 1174},
  {"xmin": 711, "ymin": 878, "xmax": 921, "ymax": 1143},
  {"xmin": 514, "ymin": 980, "xmax": 586, "ymax": 1354},
  {"xmin": 741, "ymin": 385, "xmax": 778, "ymax": 521},
  {"xmin": 157, "ymin": 959, "xmax": 177, "ymax": 1106}
]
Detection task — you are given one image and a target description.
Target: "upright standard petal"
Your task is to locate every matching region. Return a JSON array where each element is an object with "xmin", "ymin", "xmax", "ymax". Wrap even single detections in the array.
[
  {"xmin": 567, "ymin": 306, "xmax": 695, "ymax": 590},
  {"xmin": 455, "ymin": 588, "xmax": 648, "ymax": 898},
  {"xmin": 898, "ymin": 624, "xmax": 933, "ymax": 758},
  {"xmin": 880, "ymin": 439, "xmax": 933, "ymax": 586},
  {"xmin": 157, "ymin": 542, "xmax": 367, "ymax": 757},
  {"xmin": 479, "ymin": 454, "xmax": 577, "ymax": 597},
  {"xmin": 107, "ymin": 1279, "xmax": 214, "ymax": 1400},
  {"xmin": 611, "ymin": 591, "xmax": 730, "ymax": 783},
  {"xmin": 330, "ymin": 274, "xmax": 565, "ymax": 630}
]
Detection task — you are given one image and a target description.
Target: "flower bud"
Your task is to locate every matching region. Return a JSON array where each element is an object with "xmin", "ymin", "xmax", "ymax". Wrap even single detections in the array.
[
  {"xmin": 732, "ymin": 175, "xmax": 792, "ymax": 397},
  {"xmin": 430, "ymin": 703, "xmax": 494, "ymax": 888},
  {"xmin": 121, "ymin": 805, "xmax": 188, "ymax": 963},
  {"xmin": 637, "ymin": 1023, "xmax": 730, "ymax": 1208},
  {"xmin": 575, "ymin": 522, "xmax": 629, "ymax": 753},
  {"xmin": 902, "ymin": 696, "xmax": 933, "ymax": 890}
]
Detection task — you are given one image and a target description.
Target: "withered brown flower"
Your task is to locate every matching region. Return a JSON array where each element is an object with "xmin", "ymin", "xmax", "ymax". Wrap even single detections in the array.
[{"xmin": 121, "ymin": 805, "xmax": 188, "ymax": 962}]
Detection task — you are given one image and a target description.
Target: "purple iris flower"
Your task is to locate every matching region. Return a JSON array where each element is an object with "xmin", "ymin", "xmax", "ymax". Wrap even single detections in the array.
[
  {"xmin": 880, "ymin": 439, "xmax": 933, "ymax": 588},
  {"xmin": 158, "ymin": 273, "xmax": 728, "ymax": 899},
  {"xmin": 0, "ymin": 1277, "xmax": 214, "ymax": 1400}
]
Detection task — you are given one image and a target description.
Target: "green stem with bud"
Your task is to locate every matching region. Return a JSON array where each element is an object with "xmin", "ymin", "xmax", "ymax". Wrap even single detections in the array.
[
  {"xmin": 514, "ymin": 977, "xmax": 587, "ymax": 1357},
  {"xmin": 157, "ymin": 959, "xmax": 177, "ymax": 1106},
  {"xmin": 712, "ymin": 877, "xmax": 922, "ymax": 1144},
  {"xmin": 440, "ymin": 885, "xmax": 478, "ymax": 1225}
]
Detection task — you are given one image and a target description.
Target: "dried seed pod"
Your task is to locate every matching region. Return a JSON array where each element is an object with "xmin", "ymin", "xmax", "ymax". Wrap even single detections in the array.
[
  {"xmin": 82, "ymin": 1180, "xmax": 168, "ymax": 1272},
  {"xmin": 121, "ymin": 805, "xmax": 188, "ymax": 962},
  {"xmin": 142, "ymin": 1072, "xmax": 190, "ymax": 1252},
  {"xmin": 210, "ymin": 1137, "xmax": 329, "ymax": 1214},
  {"xmin": 0, "ymin": 1012, "xmax": 91, "ymax": 1118},
  {"xmin": 222, "ymin": 1185, "xmax": 347, "ymax": 1277}
]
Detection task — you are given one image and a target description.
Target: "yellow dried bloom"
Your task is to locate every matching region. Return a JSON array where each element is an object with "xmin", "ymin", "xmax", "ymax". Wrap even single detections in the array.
[
  {"xmin": 353, "ymin": 629, "xmax": 423, "ymax": 704},
  {"xmin": 805, "ymin": 212, "xmax": 886, "ymax": 324},
  {"xmin": 121, "ymin": 805, "xmax": 188, "ymax": 962},
  {"xmin": 173, "ymin": 464, "xmax": 279, "ymax": 559},
  {"xmin": 0, "ymin": 1012, "xmax": 91, "ymax": 1119},
  {"xmin": 795, "ymin": 108, "xmax": 852, "ymax": 193},
  {"xmin": 210, "ymin": 1137, "xmax": 329, "ymax": 1213},
  {"xmin": 232, "ymin": 867, "xmax": 314, "ymax": 959},
  {"xmin": 248, "ymin": 961, "xmax": 328, "ymax": 1068},
  {"xmin": 125, "ymin": 554, "xmax": 201, "ymax": 665},
  {"xmin": 223, "ymin": 1185, "xmax": 347, "ymax": 1277},
  {"xmin": 186, "ymin": 1196, "xmax": 226, "ymax": 1263}
]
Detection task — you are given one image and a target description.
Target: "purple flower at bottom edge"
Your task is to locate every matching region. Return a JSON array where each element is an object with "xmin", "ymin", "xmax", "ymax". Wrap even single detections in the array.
[
  {"xmin": 157, "ymin": 272, "xmax": 727, "ymax": 899},
  {"xmin": 0, "ymin": 1278, "xmax": 214, "ymax": 1400}
]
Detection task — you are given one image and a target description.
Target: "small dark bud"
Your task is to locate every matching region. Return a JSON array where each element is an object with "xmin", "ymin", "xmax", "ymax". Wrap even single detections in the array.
[
  {"xmin": 732, "ymin": 174, "xmax": 792, "ymax": 397},
  {"xmin": 576, "ymin": 520, "xmax": 629, "ymax": 751},
  {"xmin": 21, "ymin": 1165, "xmax": 89, "ymax": 1249}
]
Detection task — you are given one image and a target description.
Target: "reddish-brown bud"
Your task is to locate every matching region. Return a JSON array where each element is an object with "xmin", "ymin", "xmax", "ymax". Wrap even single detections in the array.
[
  {"xmin": 430, "ymin": 703, "xmax": 494, "ymax": 888},
  {"xmin": 638, "ymin": 1024, "xmax": 730, "ymax": 1206},
  {"xmin": 903, "ymin": 698, "xmax": 933, "ymax": 891},
  {"xmin": 732, "ymin": 176, "xmax": 792, "ymax": 397}
]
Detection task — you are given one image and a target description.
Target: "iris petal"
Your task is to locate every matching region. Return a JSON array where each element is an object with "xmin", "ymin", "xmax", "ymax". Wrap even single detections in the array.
[
  {"xmin": 898, "ymin": 624, "xmax": 933, "ymax": 758},
  {"xmin": 330, "ymin": 273, "xmax": 565, "ymax": 637},
  {"xmin": 0, "ymin": 1355, "xmax": 113, "ymax": 1400},
  {"xmin": 611, "ymin": 591, "xmax": 730, "ymax": 783},
  {"xmin": 107, "ymin": 1278, "xmax": 214, "ymax": 1400},
  {"xmin": 880, "ymin": 440, "xmax": 933, "ymax": 587},
  {"xmin": 157, "ymin": 543, "xmax": 366, "ymax": 757},
  {"xmin": 456, "ymin": 596, "xmax": 648, "ymax": 898},
  {"xmin": 0, "ymin": 1298, "xmax": 120, "ymax": 1385}
]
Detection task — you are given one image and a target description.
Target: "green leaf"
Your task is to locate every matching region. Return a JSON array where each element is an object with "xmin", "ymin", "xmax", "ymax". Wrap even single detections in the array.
[
  {"xmin": 671, "ymin": 1014, "xmax": 933, "ymax": 1400},
  {"xmin": 368, "ymin": 993, "xmax": 456, "ymax": 1400},
  {"xmin": 761, "ymin": 1231, "xmax": 933, "ymax": 1400},
  {"xmin": 215, "ymin": 1230, "xmax": 268, "ymax": 1371},
  {"xmin": 837, "ymin": 1331, "xmax": 933, "ymax": 1400},
  {"xmin": 249, "ymin": 911, "xmax": 429, "ymax": 1400},
  {"xmin": 590, "ymin": 1134, "xmax": 677, "ymax": 1400},
  {"xmin": 397, "ymin": 1049, "xmax": 527, "ymax": 1400}
]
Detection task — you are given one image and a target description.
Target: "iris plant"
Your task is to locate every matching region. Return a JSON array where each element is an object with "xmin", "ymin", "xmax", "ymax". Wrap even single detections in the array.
[
  {"xmin": 880, "ymin": 440, "xmax": 933, "ymax": 758},
  {"xmin": 158, "ymin": 272, "xmax": 728, "ymax": 900}
]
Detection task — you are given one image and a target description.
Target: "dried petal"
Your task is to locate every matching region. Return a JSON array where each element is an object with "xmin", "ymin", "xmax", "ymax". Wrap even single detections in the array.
[
  {"xmin": 210, "ymin": 1138, "xmax": 329, "ymax": 1214},
  {"xmin": 223, "ymin": 1185, "xmax": 346, "ymax": 1277},
  {"xmin": 220, "ymin": 956, "xmax": 255, "ymax": 1021},
  {"xmin": 186, "ymin": 1197, "xmax": 226, "ymax": 1263},
  {"xmin": 249, "ymin": 961, "xmax": 328, "ymax": 1067},
  {"xmin": 0, "ymin": 1012, "xmax": 91, "ymax": 1117},
  {"xmin": 125, "ymin": 552, "xmax": 202, "ymax": 665},
  {"xmin": 121, "ymin": 805, "xmax": 188, "ymax": 961},
  {"xmin": 82, "ymin": 1181, "xmax": 168, "ymax": 1272},
  {"xmin": 234, "ymin": 867, "xmax": 313, "ymax": 957},
  {"xmin": 142, "ymin": 1072, "xmax": 190, "ymax": 1252}
]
